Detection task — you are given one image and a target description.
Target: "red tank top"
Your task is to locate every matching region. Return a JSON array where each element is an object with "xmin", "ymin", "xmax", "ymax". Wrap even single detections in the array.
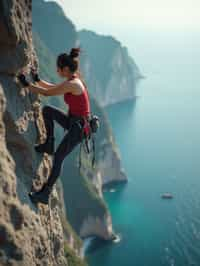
[
  {"xmin": 64, "ymin": 74, "xmax": 91, "ymax": 135},
  {"xmin": 64, "ymin": 74, "xmax": 91, "ymax": 116}
]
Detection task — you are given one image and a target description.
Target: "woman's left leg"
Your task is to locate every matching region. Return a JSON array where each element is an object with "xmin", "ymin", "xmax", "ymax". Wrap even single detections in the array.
[{"xmin": 29, "ymin": 121, "xmax": 83, "ymax": 204}]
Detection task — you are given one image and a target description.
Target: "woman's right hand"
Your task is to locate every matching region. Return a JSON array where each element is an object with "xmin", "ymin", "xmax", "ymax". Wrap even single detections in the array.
[{"xmin": 30, "ymin": 67, "xmax": 41, "ymax": 83}]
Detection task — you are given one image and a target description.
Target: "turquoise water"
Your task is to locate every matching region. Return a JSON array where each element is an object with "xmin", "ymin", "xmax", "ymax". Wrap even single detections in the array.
[{"xmin": 86, "ymin": 30, "xmax": 200, "ymax": 266}]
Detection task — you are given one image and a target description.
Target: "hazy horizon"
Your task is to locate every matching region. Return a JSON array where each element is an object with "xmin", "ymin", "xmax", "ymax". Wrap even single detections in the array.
[
  {"xmin": 48, "ymin": 0, "xmax": 200, "ymax": 33},
  {"xmin": 45, "ymin": 0, "xmax": 200, "ymax": 67}
]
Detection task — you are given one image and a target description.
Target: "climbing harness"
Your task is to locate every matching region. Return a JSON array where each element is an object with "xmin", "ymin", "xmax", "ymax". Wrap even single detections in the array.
[{"xmin": 69, "ymin": 113, "xmax": 100, "ymax": 173}]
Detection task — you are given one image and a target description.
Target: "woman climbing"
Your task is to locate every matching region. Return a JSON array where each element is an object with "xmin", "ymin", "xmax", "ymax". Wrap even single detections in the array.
[{"xmin": 17, "ymin": 48, "xmax": 91, "ymax": 205}]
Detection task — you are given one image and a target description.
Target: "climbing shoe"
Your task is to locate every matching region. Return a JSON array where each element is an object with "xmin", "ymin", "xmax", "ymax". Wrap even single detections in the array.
[
  {"xmin": 29, "ymin": 183, "xmax": 52, "ymax": 205},
  {"xmin": 34, "ymin": 136, "xmax": 55, "ymax": 155}
]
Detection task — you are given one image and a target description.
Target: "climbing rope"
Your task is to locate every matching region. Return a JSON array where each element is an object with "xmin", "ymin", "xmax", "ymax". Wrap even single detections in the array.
[{"xmin": 77, "ymin": 117, "xmax": 96, "ymax": 173}]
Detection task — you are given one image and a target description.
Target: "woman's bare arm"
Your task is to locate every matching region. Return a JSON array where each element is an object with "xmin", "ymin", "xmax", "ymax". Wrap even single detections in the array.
[
  {"xmin": 44, "ymin": 80, "xmax": 79, "ymax": 96},
  {"xmin": 27, "ymin": 80, "xmax": 79, "ymax": 96},
  {"xmin": 36, "ymin": 80, "xmax": 56, "ymax": 89},
  {"xmin": 28, "ymin": 84, "xmax": 49, "ymax": 95}
]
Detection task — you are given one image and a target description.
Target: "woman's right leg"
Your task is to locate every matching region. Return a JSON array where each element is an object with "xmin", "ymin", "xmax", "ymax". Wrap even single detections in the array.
[
  {"xmin": 35, "ymin": 105, "xmax": 71, "ymax": 154},
  {"xmin": 42, "ymin": 104, "xmax": 71, "ymax": 137}
]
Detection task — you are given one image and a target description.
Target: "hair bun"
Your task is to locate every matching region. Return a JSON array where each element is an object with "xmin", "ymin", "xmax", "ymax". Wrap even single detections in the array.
[{"xmin": 70, "ymin": 47, "xmax": 81, "ymax": 58}]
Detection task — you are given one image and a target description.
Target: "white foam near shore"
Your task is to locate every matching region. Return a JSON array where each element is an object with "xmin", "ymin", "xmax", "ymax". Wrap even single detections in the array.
[
  {"xmin": 113, "ymin": 234, "xmax": 121, "ymax": 243},
  {"xmin": 81, "ymin": 237, "xmax": 95, "ymax": 256},
  {"xmin": 81, "ymin": 233, "xmax": 121, "ymax": 256}
]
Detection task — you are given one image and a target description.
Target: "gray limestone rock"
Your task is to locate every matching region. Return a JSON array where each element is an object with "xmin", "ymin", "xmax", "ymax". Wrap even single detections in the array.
[{"xmin": 0, "ymin": 1, "xmax": 68, "ymax": 265}]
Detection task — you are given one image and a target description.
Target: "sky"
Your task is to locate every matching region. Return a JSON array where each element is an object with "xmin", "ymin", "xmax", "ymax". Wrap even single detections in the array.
[
  {"xmin": 47, "ymin": 0, "xmax": 200, "ymax": 75},
  {"xmin": 52, "ymin": 0, "xmax": 200, "ymax": 33}
]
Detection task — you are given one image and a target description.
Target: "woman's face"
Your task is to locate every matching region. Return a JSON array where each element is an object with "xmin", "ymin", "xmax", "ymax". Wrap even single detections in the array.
[{"xmin": 57, "ymin": 66, "xmax": 70, "ymax": 78}]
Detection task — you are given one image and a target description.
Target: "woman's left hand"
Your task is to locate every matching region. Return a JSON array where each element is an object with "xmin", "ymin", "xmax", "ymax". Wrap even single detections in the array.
[{"xmin": 17, "ymin": 73, "xmax": 30, "ymax": 87}]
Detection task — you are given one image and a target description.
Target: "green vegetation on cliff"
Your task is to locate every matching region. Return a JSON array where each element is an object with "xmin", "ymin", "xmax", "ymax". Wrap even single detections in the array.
[{"xmin": 64, "ymin": 243, "xmax": 88, "ymax": 266}]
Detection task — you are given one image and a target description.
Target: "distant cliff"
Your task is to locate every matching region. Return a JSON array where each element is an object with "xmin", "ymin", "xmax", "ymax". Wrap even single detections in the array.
[
  {"xmin": 79, "ymin": 30, "xmax": 142, "ymax": 106},
  {"xmin": 32, "ymin": 0, "xmax": 78, "ymax": 55}
]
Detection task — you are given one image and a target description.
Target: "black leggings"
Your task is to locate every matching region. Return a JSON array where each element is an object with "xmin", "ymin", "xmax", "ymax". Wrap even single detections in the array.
[{"xmin": 41, "ymin": 105, "xmax": 85, "ymax": 188}]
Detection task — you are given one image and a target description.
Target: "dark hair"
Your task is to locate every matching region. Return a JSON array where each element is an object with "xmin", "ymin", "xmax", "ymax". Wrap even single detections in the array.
[{"xmin": 57, "ymin": 47, "xmax": 81, "ymax": 73}]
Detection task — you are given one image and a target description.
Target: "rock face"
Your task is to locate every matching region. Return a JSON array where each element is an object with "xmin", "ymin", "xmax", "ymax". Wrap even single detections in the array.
[
  {"xmin": 0, "ymin": 1, "xmax": 75, "ymax": 265},
  {"xmin": 80, "ymin": 214, "xmax": 113, "ymax": 240},
  {"xmin": 79, "ymin": 30, "xmax": 143, "ymax": 106},
  {"xmin": 0, "ymin": 0, "xmax": 33, "ymax": 75}
]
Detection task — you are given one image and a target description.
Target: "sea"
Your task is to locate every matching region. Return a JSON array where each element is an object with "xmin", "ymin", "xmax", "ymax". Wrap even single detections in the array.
[{"xmin": 85, "ymin": 29, "xmax": 200, "ymax": 266}]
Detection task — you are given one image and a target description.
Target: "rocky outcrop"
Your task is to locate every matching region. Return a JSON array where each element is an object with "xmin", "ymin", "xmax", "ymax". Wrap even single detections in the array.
[
  {"xmin": 80, "ymin": 214, "xmax": 113, "ymax": 240},
  {"xmin": 80, "ymin": 137, "xmax": 127, "ymax": 190},
  {"xmin": 0, "ymin": 1, "xmax": 85, "ymax": 265},
  {"xmin": 0, "ymin": 0, "xmax": 33, "ymax": 75},
  {"xmin": 98, "ymin": 139, "xmax": 127, "ymax": 185},
  {"xmin": 79, "ymin": 29, "xmax": 143, "ymax": 106},
  {"xmin": 89, "ymin": 98, "xmax": 127, "ymax": 186}
]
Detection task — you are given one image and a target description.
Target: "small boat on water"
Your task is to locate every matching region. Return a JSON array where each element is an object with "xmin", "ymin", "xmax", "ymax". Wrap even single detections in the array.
[{"xmin": 161, "ymin": 193, "xmax": 173, "ymax": 199}]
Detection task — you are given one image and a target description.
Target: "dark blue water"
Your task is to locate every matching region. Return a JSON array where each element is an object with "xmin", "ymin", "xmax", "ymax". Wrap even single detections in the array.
[{"xmin": 86, "ymin": 30, "xmax": 200, "ymax": 266}]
